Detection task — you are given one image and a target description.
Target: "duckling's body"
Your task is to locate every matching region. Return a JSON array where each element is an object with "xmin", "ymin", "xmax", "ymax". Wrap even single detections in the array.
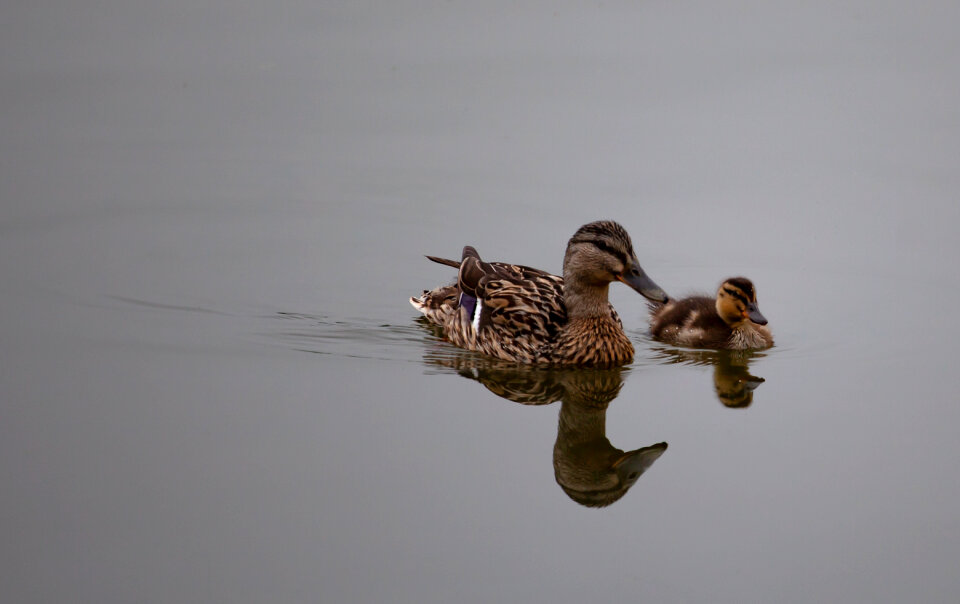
[
  {"xmin": 411, "ymin": 221, "xmax": 667, "ymax": 367},
  {"xmin": 649, "ymin": 277, "xmax": 773, "ymax": 350}
]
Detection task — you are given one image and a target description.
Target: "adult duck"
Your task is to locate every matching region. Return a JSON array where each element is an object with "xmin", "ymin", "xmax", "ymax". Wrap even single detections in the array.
[{"xmin": 411, "ymin": 220, "xmax": 667, "ymax": 366}]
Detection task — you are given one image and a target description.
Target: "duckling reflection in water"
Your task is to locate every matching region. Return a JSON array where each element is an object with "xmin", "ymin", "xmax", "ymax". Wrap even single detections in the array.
[
  {"xmin": 421, "ymin": 347, "xmax": 667, "ymax": 507},
  {"xmin": 652, "ymin": 346, "xmax": 767, "ymax": 408},
  {"xmin": 649, "ymin": 277, "xmax": 773, "ymax": 350},
  {"xmin": 712, "ymin": 357, "xmax": 765, "ymax": 408}
]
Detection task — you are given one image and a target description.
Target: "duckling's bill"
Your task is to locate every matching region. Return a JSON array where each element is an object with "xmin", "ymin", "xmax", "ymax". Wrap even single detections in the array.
[{"xmin": 746, "ymin": 302, "xmax": 767, "ymax": 325}]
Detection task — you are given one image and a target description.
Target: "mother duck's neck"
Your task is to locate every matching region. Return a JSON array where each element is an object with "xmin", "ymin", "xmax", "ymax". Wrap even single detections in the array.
[{"xmin": 563, "ymin": 280, "xmax": 612, "ymax": 320}]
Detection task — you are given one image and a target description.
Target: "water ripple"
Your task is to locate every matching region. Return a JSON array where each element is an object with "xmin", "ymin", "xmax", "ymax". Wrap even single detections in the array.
[{"xmin": 262, "ymin": 312, "xmax": 443, "ymax": 362}]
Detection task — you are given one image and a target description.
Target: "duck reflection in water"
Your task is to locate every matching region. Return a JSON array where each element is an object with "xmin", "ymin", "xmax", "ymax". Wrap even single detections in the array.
[
  {"xmin": 553, "ymin": 377, "xmax": 667, "ymax": 508},
  {"xmin": 651, "ymin": 346, "xmax": 767, "ymax": 408},
  {"xmin": 421, "ymin": 338, "xmax": 667, "ymax": 508}
]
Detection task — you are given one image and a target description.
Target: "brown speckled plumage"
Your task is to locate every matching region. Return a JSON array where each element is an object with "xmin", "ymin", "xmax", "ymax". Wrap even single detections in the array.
[{"xmin": 411, "ymin": 221, "xmax": 667, "ymax": 367}]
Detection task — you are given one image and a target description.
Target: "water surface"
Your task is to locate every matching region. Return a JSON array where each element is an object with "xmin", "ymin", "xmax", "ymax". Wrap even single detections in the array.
[{"xmin": 3, "ymin": 2, "xmax": 960, "ymax": 603}]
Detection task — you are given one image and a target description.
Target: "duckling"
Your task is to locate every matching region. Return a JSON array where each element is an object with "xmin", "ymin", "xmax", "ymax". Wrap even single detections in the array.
[
  {"xmin": 410, "ymin": 220, "xmax": 668, "ymax": 366},
  {"xmin": 648, "ymin": 277, "xmax": 773, "ymax": 350}
]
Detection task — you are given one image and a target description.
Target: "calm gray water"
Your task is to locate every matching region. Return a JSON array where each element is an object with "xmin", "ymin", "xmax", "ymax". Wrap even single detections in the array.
[{"xmin": 3, "ymin": 2, "xmax": 960, "ymax": 603}]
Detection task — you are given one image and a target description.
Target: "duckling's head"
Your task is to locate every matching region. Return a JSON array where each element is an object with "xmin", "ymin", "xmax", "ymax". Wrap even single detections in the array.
[
  {"xmin": 563, "ymin": 221, "xmax": 667, "ymax": 303},
  {"xmin": 716, "ymin": 277, "xmax": 768, "ymax": 326}
]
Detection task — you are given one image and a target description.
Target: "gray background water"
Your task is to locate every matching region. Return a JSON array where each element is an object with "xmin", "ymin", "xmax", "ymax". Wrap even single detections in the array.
[{"xmin": 3, "ymin": 2, "xmax": 960, "ymax": 602}]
